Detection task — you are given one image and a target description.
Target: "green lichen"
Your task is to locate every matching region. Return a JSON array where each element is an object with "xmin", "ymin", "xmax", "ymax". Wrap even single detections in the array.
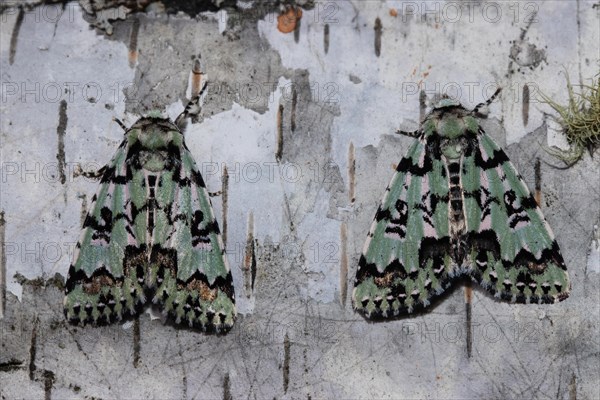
[{"xmin": 540, "ymin": 71, "xmax": 600, "ymax": 167}]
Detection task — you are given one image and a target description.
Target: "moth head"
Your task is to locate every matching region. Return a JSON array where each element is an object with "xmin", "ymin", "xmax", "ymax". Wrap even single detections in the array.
[
  {"xmin": 128, "ymin": 116, "xmax": 183, "ymax": 150},
  {"xmin": 432, "ymin": 97, "xmax": 461, "ymax": 109},
  {"xmin": 424, "ymin": 101, "xmax": 480, "ymax": 141}
]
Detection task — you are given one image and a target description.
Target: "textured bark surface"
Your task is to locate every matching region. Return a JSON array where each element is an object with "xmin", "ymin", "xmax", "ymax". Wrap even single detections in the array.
[{"xmin": 1, "ymin": 1, "xmax": 599, "ymax": 399}]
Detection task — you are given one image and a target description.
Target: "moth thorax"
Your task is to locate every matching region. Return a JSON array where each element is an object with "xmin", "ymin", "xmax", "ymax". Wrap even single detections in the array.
[
  {"xmin": 440, "ymin": 136, "xmax": 468, "ymax": 160},
  {"xmin": 138, "ymin": 126, "xmax": 177, "ymax": 149},
  {"xmin": 138, "ymin": 150, "xmax": 169, "ymax": 172}
]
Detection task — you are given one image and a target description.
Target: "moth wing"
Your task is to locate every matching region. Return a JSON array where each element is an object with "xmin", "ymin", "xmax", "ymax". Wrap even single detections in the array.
[
  {"xmin": 64, "ymin": 142, "xmax": 147, "ymax": 324},
  {"xmin": 151, "ymin": 145, "xmax": 235, "ymax": 332},
  {"xmin": 353, "ymin": 135, "xmax": 453, "ymax": 318},
  {"xmin": 463, "ymin": 130, "xmax": 570, "ymax": 303}
]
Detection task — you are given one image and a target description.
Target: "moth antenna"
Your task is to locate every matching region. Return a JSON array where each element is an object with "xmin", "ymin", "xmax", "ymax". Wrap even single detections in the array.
[
  {"xmin": 175, "ymin": 78, "xmax": 208, "ymax": 129},
  {"xmin": 473, "ymin": 87, "xmax": 502, "ymax": 115},
  {"xmin": 74, "ymin": 164, "xmax": 106, "ymax": 180},
  {"xmin": 113, "ymin": 117, "xmax": 128, "ymax": 132},
  {"xmin": 395, "ymin": 129, "xmax": 421, "ymax": 138}
]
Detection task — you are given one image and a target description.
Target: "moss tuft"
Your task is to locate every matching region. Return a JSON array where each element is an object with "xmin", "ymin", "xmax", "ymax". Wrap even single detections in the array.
[{"xmin": 540, "ymin": 71, "xmax": 600, "ymax": 166}]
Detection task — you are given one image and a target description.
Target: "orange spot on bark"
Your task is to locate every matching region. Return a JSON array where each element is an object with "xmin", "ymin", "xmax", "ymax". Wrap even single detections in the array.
[
  {"xmin": 389, "ymin": 8, "xmax": 398, "ymax": 17},
  {"xmin": 191, "ymin": 63, "xmax": 203, "ymax": 98},
  {"xmin": 128, "ymin": 50, "xmax": 138, "ymax": 67},
  {"xmin": 464, "ymin": 285, "xmax": 473, "ymax": 302},
  {"xmin": 534, "ymin": 191, "xmax": 542, "ymax": 207},
  {"xmin": 278, "ymin": 7, "xmax": 303, "ymax": 34}
]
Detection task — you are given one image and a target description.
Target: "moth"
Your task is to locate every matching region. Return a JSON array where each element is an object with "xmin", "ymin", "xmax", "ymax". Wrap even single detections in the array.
[
  {"xmin": 64, "ymin": 83, "xmax": 236, "ymax": 332},
  {"xmin": 353, "ymin": 89, "xmax": 570, "ymax": 319}
]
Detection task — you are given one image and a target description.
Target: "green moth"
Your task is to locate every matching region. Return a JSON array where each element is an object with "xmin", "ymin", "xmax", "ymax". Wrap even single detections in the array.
[
  {"xmin": 64, "ymin": 84, "xmax": 235, "ymax": 332},
  {"xmin": 353, "ymin": 89, "xmax": 570, "ymax": 319}
]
